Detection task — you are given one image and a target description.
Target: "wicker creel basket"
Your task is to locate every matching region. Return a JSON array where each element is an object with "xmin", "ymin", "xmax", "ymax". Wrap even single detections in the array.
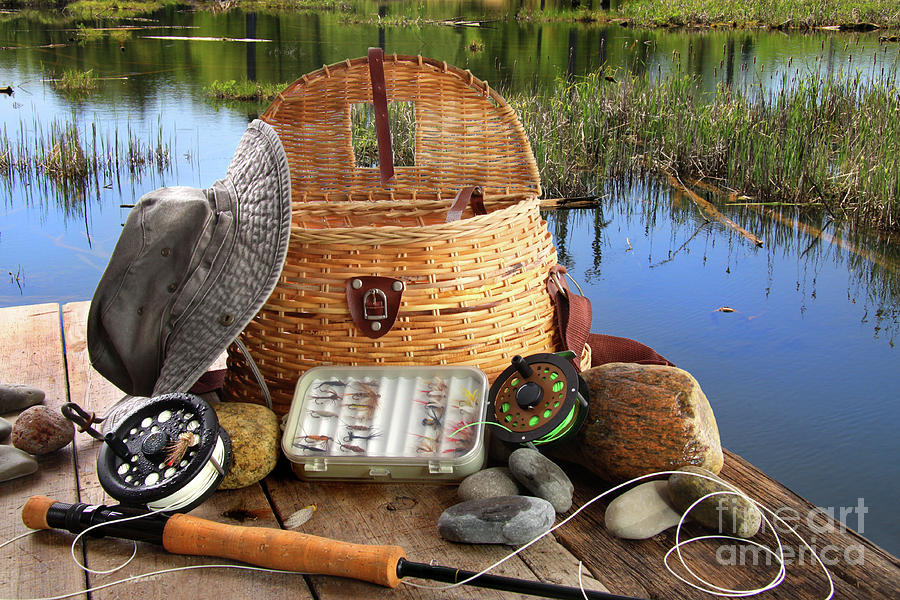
[{"xmin": 221, "ymin": 53, "xmax": 559, "ymax": 415}]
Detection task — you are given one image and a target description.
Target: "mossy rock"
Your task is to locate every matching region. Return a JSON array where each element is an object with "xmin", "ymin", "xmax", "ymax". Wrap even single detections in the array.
[{"xmin": 215, "ymin": 402, "xmax": 280, "ymax": 490}]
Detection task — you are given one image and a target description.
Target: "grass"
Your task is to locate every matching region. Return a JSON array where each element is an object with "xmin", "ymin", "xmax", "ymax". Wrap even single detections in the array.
[
  {"xmin": 50, "ymin": 68, "xmax": 98, "ymax": 96},
  {"xmin": 205, "ymin": 79, "xmax": 292, "ymax": 102},
  {"xmin": 516, "ymin": 0, "xmax": 900, "ymax": 29},
  {"xmin": 502, "ymin": 68, "xmax": 900, "ymax": 231},
  {"xmin": 0, "ymin": 116, "xmax": 172, "ymax": 201},
  {"xmin": 65, "ymin": 0, "xmax": 175, "ymax": 19}
]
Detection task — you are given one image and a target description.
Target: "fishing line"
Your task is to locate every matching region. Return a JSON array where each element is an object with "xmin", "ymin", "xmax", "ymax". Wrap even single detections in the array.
[{"xmin": 401, "ymin": 469, "xmax": 835, "ymax": 600}]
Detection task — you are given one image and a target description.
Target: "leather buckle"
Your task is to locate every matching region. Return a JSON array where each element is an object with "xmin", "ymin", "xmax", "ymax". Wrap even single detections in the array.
[{"xmin": 346, "ymin": 276, "xmax": 404, "ymax": 338}]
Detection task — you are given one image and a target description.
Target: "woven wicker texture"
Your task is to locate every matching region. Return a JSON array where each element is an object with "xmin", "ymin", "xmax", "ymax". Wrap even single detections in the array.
[
  {"xmin": 259, "ymin": 54, "xmax": 541, "ymax": 200},
  {"xmin": 221, "ymin": 55, "xmax": 557, "ymax": 415}
]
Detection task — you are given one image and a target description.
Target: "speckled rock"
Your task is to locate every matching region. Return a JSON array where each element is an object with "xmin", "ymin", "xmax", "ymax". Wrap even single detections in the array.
[
  {"xmin": 605, "ymin": 480, "xmax": 683, "ymax": 539},
  {"xmin": 508, "ymin": 448, "xmax": 574, "ymax": 513},
  {"xmin": 0, "ymin": 417, "xmax": 11, "ymax": 442},
  {"xmin": 458, "ymin": 467, "xmax": 522, "ymax": 502},
  {"xmin": 0, "ymin": 384, "xmax": 44, "ymax": 414},
  {"xmin": 0, "ymin": 445, "xmax": 39, "ymax": 483},
  {"xmin": 668, "ymin": 466, "xmax": 761, "ymax": 539},
  {"xmin": 215, "ymin": 402, "xmax": 280, "ymax": 489},
  {"xmin": 569, "ymin": 363, "xmax": 723, "ymax": 483},
  {"xmin": 11, "ymin": 406, "xmax": 74, "ymax": 455},
  {"xmin": 438, "ymin": 496, "xmax": 555, "ymax": 545}
]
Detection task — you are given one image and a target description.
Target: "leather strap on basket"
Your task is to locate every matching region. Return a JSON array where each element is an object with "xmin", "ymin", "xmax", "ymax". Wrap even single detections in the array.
[
  {"xmin": 368, "ymin": 47, "xmax": 395, "ymax": 186},
  {"xmin": 547, "ymin": 265, "xmax": 674, "ymax": 370},
  {"xmin": 446, "ymin": 186, "xmax": 487, "ymax": 222}
]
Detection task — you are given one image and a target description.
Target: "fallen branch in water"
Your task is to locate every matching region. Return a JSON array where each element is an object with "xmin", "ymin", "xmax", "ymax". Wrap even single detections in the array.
[
  {"xmin": 539, "ymin": 195, "xmax": 607, "ymax": 210},
  {"xmin": 662, "ymin": 168, "xmax": 763, "ymax": 247}
]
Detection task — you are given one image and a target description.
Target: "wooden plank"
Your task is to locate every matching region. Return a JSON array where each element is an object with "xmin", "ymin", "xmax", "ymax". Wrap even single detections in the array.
[
  {"xmin": 552, "ymin": 452, "xmax": 900, "ymax": 599},
  {"xmin": 60, "ymin": 301, "xmax": 314, "ymax": 600},
  {"xmin": 0, "ymin": 303, "xmax": 86, "ymax": 600},
  {"xmin": 264, "ymin": 465, "xmax": 611, "ymax": 598}
]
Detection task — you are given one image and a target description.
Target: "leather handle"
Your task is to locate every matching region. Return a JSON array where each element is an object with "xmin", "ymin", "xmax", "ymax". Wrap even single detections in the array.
[
  {"xmin": 368, "ymin": 47, "xmax": 395, "ymax": 186},
  {"xmin": 446, "ymin": 186, "xmax": 487, "ymax": 222}
]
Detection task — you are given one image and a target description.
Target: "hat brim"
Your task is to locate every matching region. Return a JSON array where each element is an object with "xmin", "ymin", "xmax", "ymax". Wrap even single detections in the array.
[{"xmin": 151, "ymin": 120, "xmax": 292, "ymax": 396}]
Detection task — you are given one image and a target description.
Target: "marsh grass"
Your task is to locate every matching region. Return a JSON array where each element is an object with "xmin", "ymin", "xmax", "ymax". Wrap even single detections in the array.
[
  {"xmin": 517, "ymin": 0, "xmax": 900, "ymax": 28},
  {"xmin": 205, "ymin": 79, "xmax": 291, "ymax": 102},
  {"xmin": 65, "ymin": 0, "xmax": 174, "ymax": 19},
  {"xmin": 503, "ymin": 67, "xmax": 900, "ymax": 231},
  {"xmin": 0, "ymin": 116, "xmax": 173, "ymax": 202},
  {"xmin": 50, "ymin": 68, "xmax": 98, "ymax": 96}
]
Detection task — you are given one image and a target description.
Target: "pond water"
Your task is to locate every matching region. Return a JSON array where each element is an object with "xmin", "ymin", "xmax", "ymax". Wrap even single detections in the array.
[{"xmin": 1, "ymin": 1, "xmax": 898, "ymax": 558}]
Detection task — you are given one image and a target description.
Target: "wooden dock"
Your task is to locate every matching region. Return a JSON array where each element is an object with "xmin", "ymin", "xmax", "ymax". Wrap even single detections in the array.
[{"xmin": 2, "ymin": 302, "xmax": 898, "ymax": 599}]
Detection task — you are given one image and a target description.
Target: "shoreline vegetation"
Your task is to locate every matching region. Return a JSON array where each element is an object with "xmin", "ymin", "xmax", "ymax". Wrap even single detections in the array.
[
  {"xmin": 203, "ymin": 68, "xmax": 900, "ymax": 233},
  {"xmin": 2, "ymin": 0, "xmax": 899, "ymax": 30}
]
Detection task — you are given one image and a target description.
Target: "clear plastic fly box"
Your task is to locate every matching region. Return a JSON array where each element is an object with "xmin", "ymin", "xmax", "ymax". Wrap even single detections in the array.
[{"xmin": 282, "ymin": 366, "xmax": 489, "ymax": 481}]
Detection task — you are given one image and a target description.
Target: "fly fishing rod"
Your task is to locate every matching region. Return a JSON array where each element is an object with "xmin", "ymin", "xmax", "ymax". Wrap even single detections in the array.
[{"xmin": 23, "ymin": 496, "xmax": 644, "ymax": 600}]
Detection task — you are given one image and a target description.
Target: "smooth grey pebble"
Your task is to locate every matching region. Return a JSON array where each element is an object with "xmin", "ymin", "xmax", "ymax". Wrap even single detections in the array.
[
  {"xmin": 508, "ymin": 448, "xmax": 574, "ymax": 513},
  {"xmin": 0, "ymin": 417, "xmax": 11, "ymax": 442},
  {"xmin": 0, "ymin": 445, "xmax": 39, "ymax": 483},
  {"xmin": 605, "ymin": 480, "xmax": 683, "ymax": 539},
  {"xmin": 438, "ymin": 495, "xmax": 555, "ymax": 545},
  {"xmin": 458, "ymin": 467, "xmax": 522, "ymax": 501},
  {"xmin": 0, "ymin": 383, "xmax": 44, "ymax": 414}
]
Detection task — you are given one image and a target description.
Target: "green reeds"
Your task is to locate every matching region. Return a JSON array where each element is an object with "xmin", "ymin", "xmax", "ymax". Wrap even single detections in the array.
[
  {"xmin": 517, "ymin": 0, "xmax": 900, "ymax": 29},
  {"xmin": 204, "ymin": 79, "xmax": 292, "ymax": 103},
  {"xmin": 50, "ymin": 69, "xmax": 98, "ymax": 96},
  {"xmin": 503, "ymin": 68, "xmax": 900, "ymax": 232},
  {"xmin": 0, "ymin": 116, "xmax": 173, "ymax": 202}
]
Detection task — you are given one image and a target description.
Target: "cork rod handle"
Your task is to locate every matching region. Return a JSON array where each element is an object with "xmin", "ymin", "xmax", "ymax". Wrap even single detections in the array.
[{"xmin": 163, "ymin": 513, "xmax": 406, "ymax": 588}]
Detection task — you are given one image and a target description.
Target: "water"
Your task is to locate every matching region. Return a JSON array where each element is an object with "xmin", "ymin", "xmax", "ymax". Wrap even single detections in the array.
[{"xmin": 1, "ymin": 2, "xmax": 898, "ymax": 556}]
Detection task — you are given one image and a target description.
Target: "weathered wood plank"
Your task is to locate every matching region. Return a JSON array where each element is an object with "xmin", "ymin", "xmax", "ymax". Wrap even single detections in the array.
[
  {"xmin": 0, "ymin": 303, "xmax": 86, "ymax": 600},
  {"xmin": 552, "ymin": 452, "xmax": 900, "ymax": 600},
  {"xmin": 60, "ymin": 301, "xmax": 313, "ymax": 600},
  {"xmin": 263, "ymin": 461, "xmax": 612, "ymax": 598}
]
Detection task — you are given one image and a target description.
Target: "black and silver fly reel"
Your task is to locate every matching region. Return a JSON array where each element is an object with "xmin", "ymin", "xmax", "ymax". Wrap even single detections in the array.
[
  {"xmin": 64, "ymin": 393, "xmax": 232, "ymax": 513},
  {"xmin": 487, "ymin": 352, "xmax": 589, "ymax": 449}
]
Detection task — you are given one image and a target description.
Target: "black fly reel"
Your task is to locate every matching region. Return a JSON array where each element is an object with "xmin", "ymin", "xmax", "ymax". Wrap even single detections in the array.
[
  {"xmin": 69, "ymin": 393, "xmax": 232, "ymax": 513},
  {"xmin": 487, "ymin": 352, "xmax": 589, "ymax": 448}
]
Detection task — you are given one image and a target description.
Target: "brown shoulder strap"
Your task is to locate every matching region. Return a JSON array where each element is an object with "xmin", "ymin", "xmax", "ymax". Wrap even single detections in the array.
[{"xmin": 368, "ymin": 47, "xmax": 395, "ymax": 186}]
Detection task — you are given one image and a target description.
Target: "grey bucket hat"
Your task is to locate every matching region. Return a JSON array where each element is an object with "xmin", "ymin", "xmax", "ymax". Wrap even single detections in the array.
[{"xmin": 88, "ymin": 119, "xmax": 291, "ymax": 398}]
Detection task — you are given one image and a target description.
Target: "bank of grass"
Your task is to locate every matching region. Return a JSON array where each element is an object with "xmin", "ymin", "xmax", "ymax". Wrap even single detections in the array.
[
  {"xmin": 65, "ymin": 0, "xmax": 175, "ymax": 18},
  {"xmin": 505, "ymin": 70, "xmax": 900, "ymax": 231},
  {"xmin": 205, "ymin": 79, "xmax": 292, "ymax": 102},
  {"xmin": 517, "ymin": 0, "xmax": 900, "ymax": 29}
]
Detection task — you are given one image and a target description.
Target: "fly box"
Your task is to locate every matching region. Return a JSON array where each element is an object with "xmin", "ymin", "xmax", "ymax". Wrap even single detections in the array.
[{"xmin": 282, "ymin": 366, "xmax": 488, "ymax": 481}]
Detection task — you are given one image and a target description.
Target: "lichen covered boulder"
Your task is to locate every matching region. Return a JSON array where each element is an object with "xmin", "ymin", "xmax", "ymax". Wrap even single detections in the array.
[
  {"xmin": 573, "ymin": 363, "xmax": 723, "ymax": 483},
  {"xmin": 215, "ymin": 402, "xmax": 280, "ymax": 489}
]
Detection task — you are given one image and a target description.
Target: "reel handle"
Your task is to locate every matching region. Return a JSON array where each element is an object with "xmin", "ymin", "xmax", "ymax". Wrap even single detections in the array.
[{"xmin": 23, "ymin": 496, "xmax": 406, "ymax": 589}]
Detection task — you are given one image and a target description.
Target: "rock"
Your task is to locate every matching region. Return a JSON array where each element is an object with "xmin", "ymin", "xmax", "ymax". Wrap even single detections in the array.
[
  {"xmin": 568, "ymin": 363, "xmax": 722, "ymax": 483},
  {"xmin": 0, "ymin": 445, "xmax": 39, "ymax": 483},
  {"xmin": 0, "ymin": 383, "xmax": 44, "ymax": 414},
  {"xmin": 0, "ymin": 417, "xmax": 11, "ymax": 442},
  {"xmin": 11, "ymin": 406, "xmax": 74, "ymax": 455},
  {"xmin": 508, "ymin": 448, "xmax": 574, "ymax": 513},
  {"xmin": 438, "ymin": 495, "xmax": 555, "ymax": 545},
  {"xmin": 667, "ymin": 466, "xmax": 761, "ymax": 539},
  {"xmin": 458, "ymin": 467, "xmax": 522, "ymax": 502},
  {"xmin": 215, "ymin": 402, "xmax": 280, "ymax": 489},
  {"xmin": 605, "ymin": 480, "xmax": 683, "ymax": 539}
]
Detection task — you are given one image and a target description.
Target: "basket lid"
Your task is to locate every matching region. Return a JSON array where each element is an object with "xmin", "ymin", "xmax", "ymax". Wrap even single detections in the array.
[{"xmin": 263, "ymin": 54, "xmax": 541, "ymax": 202}]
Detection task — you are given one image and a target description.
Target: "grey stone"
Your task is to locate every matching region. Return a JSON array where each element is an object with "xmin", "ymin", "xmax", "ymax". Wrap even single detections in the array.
[
  {"xmin": 0, "ymin": 445, "xmax": 39, "ymax": 483},
  {"xmin": 667, "ymin": 465, "xmax": 762, "ymax": 539},
  {"xmin": 11, "ymin": 406, "xmax": 75, "ymax": 455},
  {"xmin": 508, "ymin": 448, "xmax": 574, "ymax": 513},
  {"xmin": 0, "ymin": 417, "xmax": 11, "ymax": 442},
  {"xmin": 458, "ymin": 467, "xmax": 522, "ymax": 502},
  {"xmin": 438, "ymin": 495, "xmax": 555, "ymax": 545},
  {"xmin": 0, "ymin": 384, "xmax": 44, "ymax": 414},
  {"xmin": 605, "ymin": 480, "xmax": 683, "ymax": 539}
]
